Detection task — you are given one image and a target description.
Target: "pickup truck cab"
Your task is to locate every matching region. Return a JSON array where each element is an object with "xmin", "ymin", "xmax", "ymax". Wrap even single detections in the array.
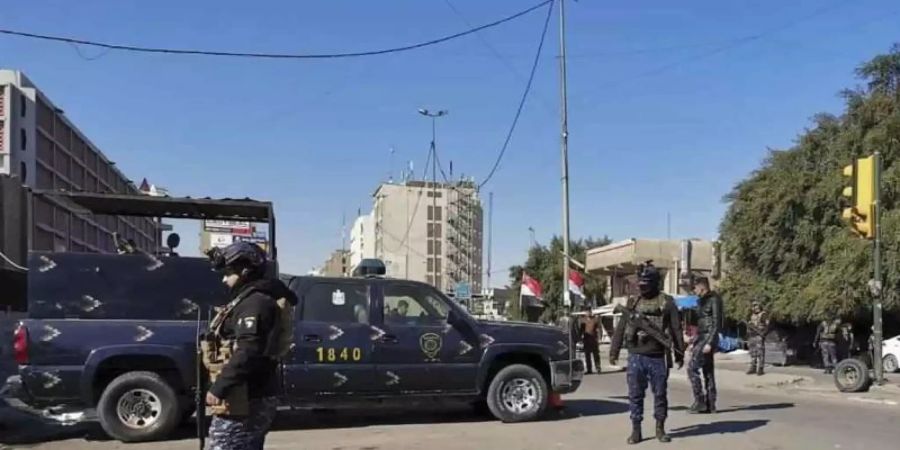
[{"xmin": 6, "ymin": 253, "xmax": 583, "ymax": 442}]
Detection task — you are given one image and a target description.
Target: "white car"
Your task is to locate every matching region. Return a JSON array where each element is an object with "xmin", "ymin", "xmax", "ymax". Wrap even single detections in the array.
[{"xmin": 883, "ymin": 334, "xmax": 900, "ymax": 373}]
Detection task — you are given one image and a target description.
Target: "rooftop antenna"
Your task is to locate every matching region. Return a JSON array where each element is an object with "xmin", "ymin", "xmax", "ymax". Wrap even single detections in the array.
[{"xmin": 388, "ymin": 147, "xmax": 396, "ymax": 184}]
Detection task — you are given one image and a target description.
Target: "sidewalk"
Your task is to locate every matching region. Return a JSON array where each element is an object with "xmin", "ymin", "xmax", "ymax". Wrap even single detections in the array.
[{"xmin": 596, "ymin": 345, "xmax": 900, "ymax": 406}]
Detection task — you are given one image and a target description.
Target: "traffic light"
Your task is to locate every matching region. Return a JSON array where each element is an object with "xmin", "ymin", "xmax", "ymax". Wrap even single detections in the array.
[{"xmin": 841, "ymin": 155, "xmax": 876, "ymax": 239}]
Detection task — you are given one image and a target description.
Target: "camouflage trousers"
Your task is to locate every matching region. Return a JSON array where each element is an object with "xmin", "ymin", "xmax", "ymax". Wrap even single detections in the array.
[
  {"xmin": 749, "ymin": 335, "xmax": 765, "ymax": 370},
  {"xmin": 626, "ymin": 353, "xmax": 669, "ymax": 423},
  {"xmin": 207, "ymin": 397, "xmax": 277, "ymax": 450},
  {"xmin": 819, "ymin": 340, "xmax": 838, "ymax": 369},
  {"xmin": 687, "ymin": 349, "xmax": 716, "ymax": 407}
]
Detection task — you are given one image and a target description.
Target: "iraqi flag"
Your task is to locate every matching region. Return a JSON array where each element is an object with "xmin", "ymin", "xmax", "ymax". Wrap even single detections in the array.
[
  {"xmin": 568, "ymin": 270, "xmax": 586, "ymax": 306},
  {"xmin": 520, "ymin": 273, "xmax": 544, "ymax": 308}
]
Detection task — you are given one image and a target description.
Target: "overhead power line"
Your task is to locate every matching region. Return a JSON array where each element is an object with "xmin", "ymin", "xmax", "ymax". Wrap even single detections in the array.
[
  {"xmin": 478, "ymin": 0, "xmax": 554, "ymax": 190},
  {"xmin": 0, "ymin": 1, "xmax": 552, "ymax": 60}
]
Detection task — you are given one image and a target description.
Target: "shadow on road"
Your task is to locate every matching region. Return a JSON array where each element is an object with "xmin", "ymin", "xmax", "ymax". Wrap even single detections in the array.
[
  {"xmin": 670, "ymin": 402, "xmax": 794, "ymax": 414},
  {"xmin": 670, "ymin": 419, "xmax": 769, "ymax": 438},
  {"xmin": 2, "ymin": 400, "xmax": 628, "ymax": 446}
]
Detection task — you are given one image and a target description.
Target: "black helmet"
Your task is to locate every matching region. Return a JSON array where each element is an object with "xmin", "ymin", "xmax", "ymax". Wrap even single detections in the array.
[{"xmin": 207, "ymin": 241, "xmax": 266, "ymax": 272}]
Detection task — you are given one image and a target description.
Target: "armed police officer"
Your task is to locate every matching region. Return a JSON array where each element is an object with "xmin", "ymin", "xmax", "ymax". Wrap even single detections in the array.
[
  {"xmin": 203, "ymin": 242, "xmax": 297, "ymax": 450},
  {"xmin": 746, "ymin": 301, "xmax": 770, "ymax": 376},
  {"xmin": 687, "ymin": 276, "xmax": 723, "ymax": 414},
  {"xmin": 610, "ymin": 261, "xmax": 685, "ymax": 445},
  {"xmin": 814, "ymin": 318, "xmax": 841, "ymax": 374}
]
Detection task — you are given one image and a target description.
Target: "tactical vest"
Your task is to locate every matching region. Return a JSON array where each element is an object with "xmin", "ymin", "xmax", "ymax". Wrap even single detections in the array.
[
  {"xmin": 821, "ymin": 322, "xmax": 839, "ymax": 340},
  {"xmin": 201, "ymin": 287, "xmax": 295, "ymax": 416},
  {"xmin": 750, "ymin": 311, "xmax": 768, "ymax": 329},
  {"xmin": 625, "ymin": 295, "xmax": 668, "ymax": 348}
]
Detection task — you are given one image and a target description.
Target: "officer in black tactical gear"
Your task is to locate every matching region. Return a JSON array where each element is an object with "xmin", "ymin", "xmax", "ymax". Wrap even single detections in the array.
[
  {"xmin": 204, "ymin": 242, "xmax": 296, "ymax": 450},
  {"xmin": 688, "ymin": 276, "xmax": 723, "ymax": 414},
  {"xmin": 610, "ymin": 261, "xmax": 685, "ymax": 445},
  {"xmin": 814, "ymin": 318, "xmax": 840, "ymax": 374}
]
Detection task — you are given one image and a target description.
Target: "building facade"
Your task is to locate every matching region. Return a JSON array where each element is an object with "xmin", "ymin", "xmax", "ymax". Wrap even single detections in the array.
[
  {"xmin": 0, "ymin": 70, "xmax": 160, "ymax": 254},
  {"xmin": 321, "ymin": 249, "xmax": 349, "ymax": 277},
  {"xmin": 371, "ymin": 180, "xmax": 483, "ymax": 293},
  {"xmin": 349, "ymin": 212, "xmax": 375, "ymax": 270}
]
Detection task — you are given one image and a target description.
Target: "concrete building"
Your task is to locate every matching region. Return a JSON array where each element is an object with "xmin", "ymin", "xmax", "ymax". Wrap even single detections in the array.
[
  {"xmin": 349, "ymin": 212, "xmax": 375, "ymax": 270},
  {"xmin": 321, "ymin": 249, "xmax": 349, "ymax": 277},
  {"xmin": 585, "ymin": 238, "xmax": 720, "ymax": 305},
  {"xmin": 371, "ymin": 180, "xmax": 483, "ymax": 293},
  {"xmin": 0, "ymin": 70, "xmax": 160, "ymax": 254}
]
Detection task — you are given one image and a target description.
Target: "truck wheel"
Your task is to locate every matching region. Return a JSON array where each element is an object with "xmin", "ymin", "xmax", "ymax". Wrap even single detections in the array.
[
  {"xmin": 97, "ymin": 371, "xmax": 181, "ymax": 442},
  {"xmin": 883, "ymin": 355, "xmax": 899, "ymax": 373},
  {"xmin": 834, "ymin": 358, "xmax": 871, "ymax": 393},
  {"xmin": 486, "ymin": 364, "xmax": 548, "ymax": 423}
]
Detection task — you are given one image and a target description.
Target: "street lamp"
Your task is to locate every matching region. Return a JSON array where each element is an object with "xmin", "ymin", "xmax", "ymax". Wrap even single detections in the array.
[{"xmin": 419, "ymin": 108, "xmax": 448, "ymax": 289}]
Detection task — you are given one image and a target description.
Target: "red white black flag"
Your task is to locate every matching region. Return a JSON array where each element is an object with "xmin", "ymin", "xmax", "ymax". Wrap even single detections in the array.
[{"xmin": 520, "ymin": 273, "xmax": 544, "ymax": 308}]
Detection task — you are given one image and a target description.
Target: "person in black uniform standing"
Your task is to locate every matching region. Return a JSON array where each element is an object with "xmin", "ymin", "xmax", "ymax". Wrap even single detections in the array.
[
  {"xmin": 687, "ymin": 276, "xmax": 723, "ymax": 414},
  {"xmin": 610, "ymin": 262, "xmax": 685, "ymax": 445},
  {"xmin": 205, "ymin": 242, "xmax": 296, "ymax": 450}
]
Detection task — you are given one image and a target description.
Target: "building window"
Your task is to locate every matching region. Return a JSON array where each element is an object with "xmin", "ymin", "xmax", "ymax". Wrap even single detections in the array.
[
  {"xmin": 427, "ymin": 258, "xmax": 434, "ymax": 272},
  {"xmin": 435, "ymin": 258, "xmax": 442, "ymax": 273},
  {"xmin": 435, "ymin": 240, "xmax": 442, "ymax": 255},
  {"xmin": 426, "ymin": 275, "xmax": 434, "ymax": 285},
  {"xmin": 427, "ymin": 240, "xmax": 434, "ymax": 255},
  {"xmin": 19, "ymin": 162, "xmax": 27, "ymax": 183},
  {"xmin": 20, "ymin": 129, "xmax": 26, "ymax": 151},
  {"xmin": 20, "ymin": 94, "xmax": 26, "ymax": 117}
]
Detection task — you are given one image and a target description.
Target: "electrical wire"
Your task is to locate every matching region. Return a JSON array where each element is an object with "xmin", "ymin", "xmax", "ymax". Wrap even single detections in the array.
[
  {"xmin": 477, "ymin": 0, "xmax": 554, "ymax": 190},
  {"xmin": 382, "ymin": 147, "xmax": 432, "ymax": 254},
  {"xmin": 0, "ymin": 1, "xmax": 552, "ymax": 60},
  {"xmin": 0, "ymin": 250, "xmax": 28, "ymax": 271}
]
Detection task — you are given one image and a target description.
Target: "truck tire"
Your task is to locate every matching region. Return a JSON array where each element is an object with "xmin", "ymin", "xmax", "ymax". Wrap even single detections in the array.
[
  {"xmin": 834, "ymin": 358, "xmax": 871, "ymax": 393},
  {"xmin": 97, "ymin": 371, "xmax": 181, "ymax": 442},
  {"xmin": 486, "ymin": 364, "xmax": 549, "ymax": 423},
  {"xmin": 883, "ymin": 355, "xmax": 898, "ymax": 373}
]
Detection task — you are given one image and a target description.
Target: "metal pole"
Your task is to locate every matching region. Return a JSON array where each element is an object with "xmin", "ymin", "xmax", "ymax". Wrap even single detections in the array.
[
  {"xmin": 557, "ymin": 0, "xmax": 574, "ymax": 380},
  {"xmin": 431, "ymin": 118, "xmax": 438, "ymax": 289},
  {"xmin": 487, "ymin": 191, "xmax": 493, "ymax": 292},
  {"xmin": 873, "ymin": 151, "xmax": 884, "ymax": 384}
]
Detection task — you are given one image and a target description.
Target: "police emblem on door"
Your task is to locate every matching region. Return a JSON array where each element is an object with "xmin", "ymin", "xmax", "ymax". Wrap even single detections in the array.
[{"xmin": 420, "ymin": 333, "xmax": 442, "ymax": 361}]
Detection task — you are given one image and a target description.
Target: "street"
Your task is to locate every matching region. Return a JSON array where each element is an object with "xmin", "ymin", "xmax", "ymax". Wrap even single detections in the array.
[{"xmin": 4, "ymin": 365, "xmax": 898, "ymax": 450}]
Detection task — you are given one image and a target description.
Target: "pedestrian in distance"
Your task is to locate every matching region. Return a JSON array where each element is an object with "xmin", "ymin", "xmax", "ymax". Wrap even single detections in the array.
[
  {"xmin": 687, "ymin": 276, "xmax": 723, "ymax": 414},
  {"xmin": 813, "ymin": 318, "xmax": 840, "ymax": 374},
  {"xmin": 203, "ymin": 242, "xmax": 297, "ymax": 450},
  {"xmin": 610, "ymin": 261, "xmax": 685, "ymax": 445},
  {"xmin": 580, "ymin": 307, "xmax": 601, "ymax": 374},
  {"xmin": 746, "ymin": 300, "xmax": 770, "ymax": 376}
]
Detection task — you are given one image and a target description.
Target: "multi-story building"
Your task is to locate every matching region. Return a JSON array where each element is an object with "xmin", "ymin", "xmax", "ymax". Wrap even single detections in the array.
[
  {"xmin": 371, "ymin": 180, "xmax": 483, "ymax": 293},
  {"xmin": 321, "ymin": 249, "xmax": 349, "ymax": 277},
  {"xmin": 348, "ymin": 212, "xmax": 375, "ymax": 270},
  {"xmin": 0, "ymin": 70, "xmax": 160, "ymax": 254}
]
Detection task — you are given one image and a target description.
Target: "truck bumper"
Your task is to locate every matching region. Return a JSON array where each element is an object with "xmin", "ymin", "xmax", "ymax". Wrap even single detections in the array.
[
  {"xmin": 1, "ymin": 375, "xmax": 32, "ymax": 404},
  {"xmin": 550, "ymin": 359, "xmax": 584, "ymax": 394}
]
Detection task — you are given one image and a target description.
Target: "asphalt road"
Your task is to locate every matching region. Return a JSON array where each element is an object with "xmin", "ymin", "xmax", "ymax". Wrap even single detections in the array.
[{"xmin": 2, "ymin": 369, "xmax": 898, "ymax": 450}]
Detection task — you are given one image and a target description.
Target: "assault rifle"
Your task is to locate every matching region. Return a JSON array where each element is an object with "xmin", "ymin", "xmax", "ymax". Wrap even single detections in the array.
[{"xmin": 614, "ymin": 304, "xmax": 684, "ymax": 357}]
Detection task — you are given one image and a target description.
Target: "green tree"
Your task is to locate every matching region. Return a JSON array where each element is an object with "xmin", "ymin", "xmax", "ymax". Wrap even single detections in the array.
[
  {"xmin": 720, "ymin": 44, "xmax": 900, "ymax": 324},
  {"xmin": 508, "ymin": 236, "xmax": 611, "ymax": 320}
]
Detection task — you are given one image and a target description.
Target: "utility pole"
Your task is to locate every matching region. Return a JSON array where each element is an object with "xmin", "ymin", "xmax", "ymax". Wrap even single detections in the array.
[
  {"xmin": 873, "ymin": 151, "xmax": 884, "ymax": 384},
  {"xmin": 487, "ymin": 191, "xmax": 493, "ymax": 292},
  {"xmin": 558, "ymin": 0, "xmax": 572, "ymax": 310}
]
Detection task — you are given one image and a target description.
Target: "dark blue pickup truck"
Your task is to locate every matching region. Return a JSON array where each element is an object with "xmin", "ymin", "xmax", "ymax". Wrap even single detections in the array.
[{"xmin": 6, "ymin": 252, "xmax": 583, "ymax": 442}]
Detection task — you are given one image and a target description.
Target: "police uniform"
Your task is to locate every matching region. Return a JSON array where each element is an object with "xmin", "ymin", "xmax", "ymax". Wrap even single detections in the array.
[
  {"xmin": 814, "ymin": 319, "xmax": 840, "ymax": 374},
  {"xmin": 747, "ymin": 305, "xmax": 769, "ymax": 375},
  {"xmin": 610, "ymin": 263, "xmax": 684, "ymax": 445},
  {"xmin": 688, "ymin": 289, "xmax": 723, "ymax": 414},
  {"xmin": 203, "ymin": 242, "xmax": 297, "ymax": 450}
]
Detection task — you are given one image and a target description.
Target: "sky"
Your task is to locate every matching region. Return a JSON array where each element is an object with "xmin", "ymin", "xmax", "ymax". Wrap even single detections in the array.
[{"xmin": 2, "ymin": 0, "xmax": 898, "ymax": 283}]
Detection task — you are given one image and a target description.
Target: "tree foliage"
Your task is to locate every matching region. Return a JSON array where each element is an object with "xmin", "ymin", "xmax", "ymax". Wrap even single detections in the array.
[
  {"xmin": 508, "ymin": 236, "xmax": 611, "ymax": 319},
  {"xmin": 720, "ymin": 44, "xmax": 900, "ymax": 324}
]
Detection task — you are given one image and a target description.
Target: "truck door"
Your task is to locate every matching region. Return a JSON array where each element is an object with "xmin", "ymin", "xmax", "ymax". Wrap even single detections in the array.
[
  {"xmin": 283, "ymin": 278, "xmax": 378, "ymax": 398},
  {"xmin": 371, "ymin": 281, "xmax": 481, "ymax": 393}
]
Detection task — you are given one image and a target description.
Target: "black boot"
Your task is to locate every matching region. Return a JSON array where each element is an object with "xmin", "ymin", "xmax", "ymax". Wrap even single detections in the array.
[
  {"xmin": 756, "ymin": 366, "xmax": 765, "ymax": 376},
  {"xmin": 707, "ymin": 397, "xmax": 717, "ymax": 414},
  {"xmin": 746, "ymin": 365, "xmax": 756, "ymax": 375},
  {"xmin": 688, "ymin": 396, "xmax": 708, "ymax": 414},
  {"xmin": 627, "ymin": 422, "xmax": 642, "ymax": 445},
  {"xmin": 656, "ymin": 420, "xmax": 671, "ymax": 443}
]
